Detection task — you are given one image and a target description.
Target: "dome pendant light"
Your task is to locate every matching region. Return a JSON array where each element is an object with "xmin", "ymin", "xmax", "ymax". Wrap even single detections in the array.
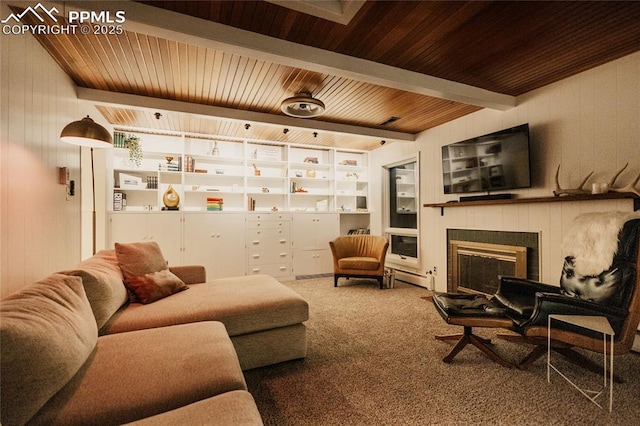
[{"xmin": 280, "ymin": 92, "xmax": 325, "ymax": 118}]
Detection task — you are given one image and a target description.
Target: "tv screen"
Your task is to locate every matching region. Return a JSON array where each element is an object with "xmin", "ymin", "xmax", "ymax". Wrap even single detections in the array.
[{"xmin": 441, "ymin": 124, "xmax": 531, "ymax": 195}]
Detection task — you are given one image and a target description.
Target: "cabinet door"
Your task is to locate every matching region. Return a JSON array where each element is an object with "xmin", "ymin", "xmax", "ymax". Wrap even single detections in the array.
[
  {"xmin": 313, "ymin": 214, "xmax": 339, "ymax": 249},
  {"xmin": 109, "ymin": 213, "xmax": 182, "ymax": 266},
  {"xmin": 214, "ymin": 214, "xmax": 246, "ymax": 278},
  {"xmin": 292, "ymin": 214, "xmax": 339, "ymax": 250},
  {"xmin": 292, "ymin": 249, "xmax": 334, "ymax": 276},
  {"xmin": 146, "ymin": 213, "xmax": 182, "ymax": 266},
  {"xmin": 110, "ymin": 213, "xmax": 148, "ymax": 245},
  {"xmin": 183, "ymin": 213, "xmax": 246, "ymax": 279}
]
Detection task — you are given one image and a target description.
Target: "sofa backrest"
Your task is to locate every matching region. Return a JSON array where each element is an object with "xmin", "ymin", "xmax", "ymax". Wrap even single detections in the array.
[
  {"xmin": 0, "ymin": 274, "xmax": 98, "ymax": 426},
  {"xmin": 58, "ymin": 249, "xmax": 129, "ymax": 330}
]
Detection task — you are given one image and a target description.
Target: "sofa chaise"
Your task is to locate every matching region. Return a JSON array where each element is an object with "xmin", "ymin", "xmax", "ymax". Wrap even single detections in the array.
[{"xmin": 1, "ymin": 242, "xmax": 309, "ymax": 425}]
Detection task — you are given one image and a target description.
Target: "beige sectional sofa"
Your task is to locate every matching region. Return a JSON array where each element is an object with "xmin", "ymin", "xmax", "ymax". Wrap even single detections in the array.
[{"xmin": 1, "ymin": 243, "xmax": 309, "ymax": 426}]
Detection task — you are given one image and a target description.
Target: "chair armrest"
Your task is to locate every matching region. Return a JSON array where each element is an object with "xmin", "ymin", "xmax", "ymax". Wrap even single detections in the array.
[
  {"xmin": 523, "ymin": 292, "xmax": 628, "ymax": 335},
  {"xmin": 497, "ymin": 276, "xmax": 560, "ymax": 298},
  {"xmin": 494, "ymin": 276, "xmax": 561, "ymax": 318},
  {"xmin": 169, "ymin": 265, "xmax": 206, "ymax": 284}
]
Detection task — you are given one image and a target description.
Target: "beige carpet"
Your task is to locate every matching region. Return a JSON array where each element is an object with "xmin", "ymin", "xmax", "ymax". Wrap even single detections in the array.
[{"xmin": 243, "ymin": 277, "xmax": 640, "ymax": 425}]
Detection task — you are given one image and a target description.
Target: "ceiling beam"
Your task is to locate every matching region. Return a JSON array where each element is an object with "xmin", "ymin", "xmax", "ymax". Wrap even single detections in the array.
[
  {"xmin": 76, "ymin": 87, "xmax": 415, "ymax": 142},
  {"xmin": 62, "ymin": 1, "xmax": 516, "ymax": 111}
]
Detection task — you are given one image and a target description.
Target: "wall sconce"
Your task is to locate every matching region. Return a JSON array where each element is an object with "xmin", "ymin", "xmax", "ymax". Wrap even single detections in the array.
[
  {"xmin": 245, "ymin": 123, "xmax": 251, "ymax": 130},
  {"xmin": 58, "ymin": 167, "xmax": 68, "ymax": 185},
  {"xmin": 313, "ymin": 132, "xmax": 318, "ymax": 138},
  {"xmin": 283, "ymin": 128, "xmax": 289, "ymax": 134}
]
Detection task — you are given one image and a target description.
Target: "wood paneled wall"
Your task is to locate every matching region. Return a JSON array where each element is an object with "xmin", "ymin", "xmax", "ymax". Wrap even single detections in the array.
[
  {"xmin": 372, "ymin": 51, "xmax": 640, "ymax": 289},
  {"xmin": 0, "ymin": 3, "xmax": 103, "ymax": 297}
]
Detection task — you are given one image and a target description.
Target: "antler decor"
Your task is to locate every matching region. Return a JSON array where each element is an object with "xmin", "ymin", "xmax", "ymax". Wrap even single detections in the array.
[
  {"xmin": 608, "ymin": 163, "xmax": 640, "ymax": 197},
  {"xmin": 553, "ymin": 164, "xmax": 593, "ymax": 196},
  {"xmin": 553, "ymin": 163, "xmax": 640, "ymax": 197}
]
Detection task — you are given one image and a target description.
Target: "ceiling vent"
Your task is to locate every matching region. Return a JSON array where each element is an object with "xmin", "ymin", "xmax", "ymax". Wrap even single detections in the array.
[
  {"xmin": 379, "ymin": 116, "xmax": 401, "ymax": 126},
  {"xmin": 281, "ymin": 92, "xmax": 326, "ymax": 118}
]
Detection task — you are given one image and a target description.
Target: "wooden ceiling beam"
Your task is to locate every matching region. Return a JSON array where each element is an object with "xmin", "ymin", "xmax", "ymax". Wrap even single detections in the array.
[
  {"xmin": 60, "ymin": 0, "xmax": 516, "ymax": 111},
  {"xmin": 76, "ymin": 87, "xmax": 415, "ymax": 142}
]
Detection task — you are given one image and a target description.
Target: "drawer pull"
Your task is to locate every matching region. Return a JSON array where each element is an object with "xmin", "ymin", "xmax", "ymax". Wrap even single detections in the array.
[
  {"xmin": 252, "ymin": 240, "xmax": 260, "ymax": 245},
  {"xmin": 252, "ymin": 254, "xmax": 260, "ymax": 259}
]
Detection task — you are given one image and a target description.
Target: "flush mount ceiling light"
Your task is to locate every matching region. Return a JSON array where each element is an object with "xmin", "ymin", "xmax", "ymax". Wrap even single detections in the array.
[{"xmin": 280, "ymin": 92, "xmax": 325, "ymax": 118}]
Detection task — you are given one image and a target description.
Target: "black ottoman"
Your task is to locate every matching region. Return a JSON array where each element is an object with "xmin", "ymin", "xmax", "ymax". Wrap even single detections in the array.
[{"xmin": 432, "ymin": 292, "xmax": 514, "ymax": 367}]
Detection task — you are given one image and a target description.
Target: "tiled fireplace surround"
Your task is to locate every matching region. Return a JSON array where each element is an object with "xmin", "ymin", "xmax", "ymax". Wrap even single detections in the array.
[{"xmin": 446, "ymin": 229, "xmax": 540, "ymax": 294}]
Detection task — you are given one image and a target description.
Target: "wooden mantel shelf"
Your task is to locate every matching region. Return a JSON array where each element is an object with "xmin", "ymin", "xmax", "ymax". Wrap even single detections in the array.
[{"xmin": 424, "ymin": 192, "xmax": 639, "ymax": 214}]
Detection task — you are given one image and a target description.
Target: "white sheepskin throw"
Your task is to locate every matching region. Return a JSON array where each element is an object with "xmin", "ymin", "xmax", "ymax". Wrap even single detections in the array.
[{"xmin": 561, "ymin": 211, "xmax": 640, "ymax": 276}]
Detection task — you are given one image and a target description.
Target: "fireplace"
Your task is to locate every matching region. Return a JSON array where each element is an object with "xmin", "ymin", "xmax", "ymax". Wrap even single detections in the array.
[
  {"xmin": 451, "ymin": 240, "xmax": 527, "ymax": 294},
  {"xmin": 447, "ymin": 229, "xmax": 539, "ymax": 294}
]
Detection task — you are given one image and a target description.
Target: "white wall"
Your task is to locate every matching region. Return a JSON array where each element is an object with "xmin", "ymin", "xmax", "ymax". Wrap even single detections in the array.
[
  {"xmin": 372, "ymin": 51, "xmax": 640, "ymax": 290},
  {"xmin": 0, "ymin": 3, "xmax": 107, "ymax": 297}
]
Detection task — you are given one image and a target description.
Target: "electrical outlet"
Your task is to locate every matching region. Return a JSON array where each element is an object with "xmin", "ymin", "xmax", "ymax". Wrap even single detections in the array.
[{"xmin": 433, "ymin": 266, "xmax": 437, "ymax": 275}]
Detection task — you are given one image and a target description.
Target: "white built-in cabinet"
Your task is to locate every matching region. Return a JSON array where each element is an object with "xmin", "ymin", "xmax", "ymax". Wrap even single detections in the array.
[
  {"xmin": 182, "ymin": 213, "xmax": 246, "ymax": 279},
  {"xmin": 246, "ymin": 213, "xmax": 292, "ymax": 279},
  {"xmin": 291, "ymin": 213, "xmax": 339, "ymax": 276},
  {"xmin": 107, "ymin": 131, "xmax": 371, "ymax": 280},
  {"xmin": 109, "ymin": 212, "xmax": 182, "ymax": 266}
]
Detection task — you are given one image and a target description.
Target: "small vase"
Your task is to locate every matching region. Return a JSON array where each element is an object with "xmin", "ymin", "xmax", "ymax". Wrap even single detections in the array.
[{"xmin": 163, "ymin": 185, "xmax": 180, "ymax": 209}]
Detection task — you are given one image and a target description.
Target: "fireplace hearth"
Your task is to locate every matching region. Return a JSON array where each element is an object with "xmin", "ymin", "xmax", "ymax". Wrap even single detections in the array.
[{"xmin": 446, "ymin": 229, "xmax": 539, "ymax": 294}]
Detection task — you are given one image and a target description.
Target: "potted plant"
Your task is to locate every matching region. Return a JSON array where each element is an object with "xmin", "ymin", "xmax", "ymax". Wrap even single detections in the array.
[{"xmin": 125, "ymin": 134, "xmax": 142, "ymax": 167}]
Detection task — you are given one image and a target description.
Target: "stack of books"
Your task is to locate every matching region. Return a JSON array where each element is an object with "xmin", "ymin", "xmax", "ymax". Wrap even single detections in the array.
[
  {"xmin": 247, "ymin": 196, "xmax": 256, "ymax": 211},
  {"xmin": 159, "ymin": 161, "xmax": 180, "ymax": 172},
  {"xmin": 206, "ymin": 197, "xmax": 223, "ymax": 211},
  {"xmin": 113, "ymin": 131, "xmax": 127, "ymax": 148}
]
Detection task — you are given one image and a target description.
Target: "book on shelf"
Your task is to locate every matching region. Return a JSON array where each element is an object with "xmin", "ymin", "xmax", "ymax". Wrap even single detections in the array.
[
  {"xmin": 347, "ymin": 228, "xmax": 370, "ymax": 235},
  {"xmin": 247, "ymin": 196, "xmax": 256, "ymax": 211},
  {"xmin": 206, "ymin": 197, "xmax": 223, "ymax": 211}
]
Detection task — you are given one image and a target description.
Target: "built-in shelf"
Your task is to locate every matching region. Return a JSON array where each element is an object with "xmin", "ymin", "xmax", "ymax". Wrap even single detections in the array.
[{"xmin": 424, "ymin": 192, "xmax": 639, "ymax": 215}]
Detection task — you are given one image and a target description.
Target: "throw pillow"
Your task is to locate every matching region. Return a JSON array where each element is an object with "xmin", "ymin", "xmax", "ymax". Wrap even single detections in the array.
[
  {"xmin": 124, "ymin": 269, "xmax": 188, "ymax": 304},
  {"xmin": 0, "ymin": 274, "xmax": 98, "ymax": 426},
  {"xmin": 58, "ymin": 249, "xmax": 128, "ymax": 330},
  {"xmin": 115, "ymin": 241, "xmax": 168, "ymax": 280}
]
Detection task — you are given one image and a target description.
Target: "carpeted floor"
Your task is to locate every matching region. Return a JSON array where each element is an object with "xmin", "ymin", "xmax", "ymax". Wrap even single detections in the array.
[{"xmin": 243, "ymin": 277, "xmax": 640, "ymax": 425}]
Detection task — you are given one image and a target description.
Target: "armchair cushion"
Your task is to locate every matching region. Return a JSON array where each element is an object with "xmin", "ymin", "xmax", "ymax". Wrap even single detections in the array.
[{"xmin": 337, "ymin": 257, "xmax": 380, "ymax": 271}]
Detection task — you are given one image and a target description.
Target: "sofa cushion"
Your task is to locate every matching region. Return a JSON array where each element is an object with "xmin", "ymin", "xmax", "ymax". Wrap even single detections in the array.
[
  {"xmin": 29, "ymin": 321, "xmax": 246, "ymax": 425},
  {"xmin": 125, "ymin": 269, "xmax": 189, "ymax": 304},
  {"xmin": 59, "ymin": 249, "xmax": 128, "ymax": 329},
  {"xmin": 115, "ymin": 241, "xmax": 168, "ymax": 280},
  {"xmin": 338, "ymin": 256, "xmax": 380, "ymax": 271},
  {"xmin": 124, "ymin": 390, "xmax": 263, "ymax": 426},
  {"xmin": 0, "ymin": 274, "xmax": 98, "ymax": 426},
  {"xmin": 101, "ymin": 275, "xmax": 309, "ymax": 337}
]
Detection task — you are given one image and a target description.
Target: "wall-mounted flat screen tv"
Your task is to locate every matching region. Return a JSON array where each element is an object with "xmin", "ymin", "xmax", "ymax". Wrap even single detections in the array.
[{"xmin": 441, "ymin": 124, "xmax": 531, "ymax": 195}]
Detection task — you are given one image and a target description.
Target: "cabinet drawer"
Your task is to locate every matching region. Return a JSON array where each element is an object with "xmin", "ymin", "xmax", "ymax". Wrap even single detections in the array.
[
  {"xmin": 248, "ymin": 220, "xmax": 289, "ymax": 230},
  {"xmin": 247, "ymin": 263, "xmax": 291, "ymax": 278},
  {"xmin": 247, "ymin": 250, "xmax": 291, "ymax": 265},
  {"xmin": 248, "ymin": 213, "xmax": 291, "ymax": 222},
  {"xmin": 248, "ymin": 228, "xmax": 290, "ymax": 246}
]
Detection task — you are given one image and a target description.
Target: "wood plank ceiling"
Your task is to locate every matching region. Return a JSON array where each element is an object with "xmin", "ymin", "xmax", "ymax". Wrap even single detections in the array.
[{"xmin": 12, "ymin": 0, "xmax": 640, "ymax": 150}]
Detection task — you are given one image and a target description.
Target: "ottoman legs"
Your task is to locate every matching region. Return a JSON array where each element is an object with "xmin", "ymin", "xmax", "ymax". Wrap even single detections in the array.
[{"xmin": 435, "ymin": 325, "xmax": 514, "ymax": 368}]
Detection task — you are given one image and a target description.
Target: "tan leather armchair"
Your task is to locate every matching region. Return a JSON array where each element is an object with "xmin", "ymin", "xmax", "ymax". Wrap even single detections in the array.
[{"xmin": 329, "ymin": 235, "xmax": 389, "ymax": 288}]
